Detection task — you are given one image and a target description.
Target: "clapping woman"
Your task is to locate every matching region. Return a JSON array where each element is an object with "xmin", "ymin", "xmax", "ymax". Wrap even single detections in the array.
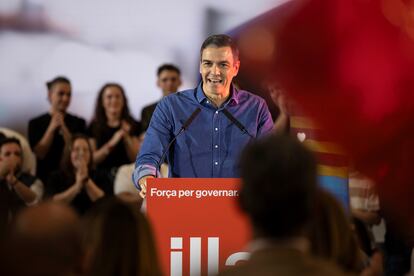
[
  {"xmin": 46, "ymin": 134, "xmax": 111, "ymax": 215},
  {"xmin": 88, "ymin": 83, "xmax": 141, "ymax": 184}
]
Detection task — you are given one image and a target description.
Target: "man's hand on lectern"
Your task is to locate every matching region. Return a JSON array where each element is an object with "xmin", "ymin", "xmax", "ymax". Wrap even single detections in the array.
[{"xmin": 139, "ymin": 175, "xmax": 154, "ymax": 198}]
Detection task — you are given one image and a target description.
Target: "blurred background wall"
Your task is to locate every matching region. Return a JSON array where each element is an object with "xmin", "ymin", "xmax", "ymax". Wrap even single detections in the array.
[{"xmin": 0, "ymin": 0, "xmax": 289, "ymax": 136}]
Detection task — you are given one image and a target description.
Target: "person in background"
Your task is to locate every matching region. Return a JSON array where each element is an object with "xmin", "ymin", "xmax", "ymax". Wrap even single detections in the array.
[
  {"xmin": 88, "ymin": 83, "xmax": 142, "ymax": 184},
  {"xmin": 0, "ymin": 137, "xmax": 43, "ymax": 218},
  {"xmin": 141, "ymin": 63, "xmax": 182, "ymax": 131},
  {"xmin": 28, "ymin": 76, "xmax": 86, "ymax": 183},
  {"xmin": 383, "ymin": 218, "xmax": 413, "ymax": 275},
  {"xmin": 0, "ymin": 127, "xmax": 37, "ymax": 175},
  {"xmin": 0, "ymin": 202, "xmax": 83, "ymax": 276},
  {"xmin": 82, "ymin": 197, "xmax": 161, "ymax": 276},
  {"xmin": 220, "ymin": 135, "xmax": 348, "ymax": 276},
  {"xmin": 0, "ymin": 132, "xmax": 6, "ymax": 240},
  {"xmin": 266, "ymin": 82, "xmax": 290, "ymax": 134},
  {"xmin": 307, "ymin": 188, "xmax": 367, "ymax": 273},
  {"xmin": 46, "ymin": 134, "xmax": 110, "ymax": 215},
  {"xmin": 349, "ymin": 170, "xmax": 381, "ymax": 257}
]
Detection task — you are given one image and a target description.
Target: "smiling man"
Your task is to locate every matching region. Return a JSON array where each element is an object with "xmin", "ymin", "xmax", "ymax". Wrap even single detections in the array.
[
  {"xmin": 200, "ymin": 44, "xmax": 239, "ymax": 107},
  {"xmin": 134, "ymin": 34, "xmax": 273, "ymax": 197}
]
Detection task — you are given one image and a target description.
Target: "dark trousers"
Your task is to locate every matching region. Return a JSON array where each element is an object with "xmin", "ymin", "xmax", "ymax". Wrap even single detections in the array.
[{"xmin": 383, "ymin": 228, "xmax": 413, "ymax": 276}]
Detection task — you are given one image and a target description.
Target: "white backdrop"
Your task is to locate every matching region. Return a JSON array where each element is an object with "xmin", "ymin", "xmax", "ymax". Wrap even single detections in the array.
[{"xmin": 0, "ymin": 0, "xmax": 289, "ymax": 136}]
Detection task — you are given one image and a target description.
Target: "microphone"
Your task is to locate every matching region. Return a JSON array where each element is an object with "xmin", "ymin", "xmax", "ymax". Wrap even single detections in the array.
[
  {"xmin": 181, "ymin": 107, "xmax": 202, "ymax": 130},
  {"xmin": 222, "ymin": 108, "xmax": 254, "ymax": 139},
  {"xmin": 156, "ymin": 107, "xmax": 202, "ymax": 177}
]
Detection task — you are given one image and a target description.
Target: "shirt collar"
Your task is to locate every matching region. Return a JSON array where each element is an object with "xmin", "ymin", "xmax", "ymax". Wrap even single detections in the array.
[
  {"xmin": 195, "ymin": 82, "xmax": 207, "ymax": 103},
  {"xmin": 195, "ymin": 82, "xmax": 240, "ymax": 106}
]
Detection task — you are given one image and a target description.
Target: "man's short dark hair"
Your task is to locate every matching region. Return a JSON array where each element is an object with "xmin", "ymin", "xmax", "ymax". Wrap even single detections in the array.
[
  {"xmin": 46, "ymin": 76, "xmax": 71, "ymax": 90},
  {"xmin": 0, "ymin": 137, "xmax": 21, "ymax": 151},
  {"xmin": 238, "ymin": 134, "xmax": 317, "ymax": 239},
  {"xmin": 200, "ymin": 34, "xmax": 239, "ymax": 62},
  {"xmin": 157, "ymin": 64, "xmax": 181, "ymax": 77}
]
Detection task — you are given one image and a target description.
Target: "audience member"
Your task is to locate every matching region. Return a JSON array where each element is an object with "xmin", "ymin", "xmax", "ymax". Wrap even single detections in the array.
[
  {"xmin": 0, "ymin": 127, "xmax": 36, "ymax": 175},
  {"xmin": 46, "ymin": 134, "xmax": 110, "ymax": 215},
  {"xmin": 308, "ymin": 188, "xmax": 366, "ymax": 273},
  {"xmin": 267, "ymin": 82, "xmax": 290, "ymax": 133},
  {"xmin": 28, "ymin": 76, "xmax": 86, "ymax": 183},
  {"xmin": 383, "ymin": 218, "xmax": 413, "ymax": 276},
  {"xmin": 0, "ymin": 137, "xmax": 43, "ymax": 218},
  {"xmin": 88, "ymin": 83, "xmax": 142, "ymax": 184},
  {"xmin": 0, "ymin": 132, "xmax": 6, "ymax": 242},
  {"xmin": 220, "ymin": 134, "xmax": 348, "ymax": 275},
  {"xmin": 349, "ymin": 170, "xmax": 381, "ymax": 256},
  {"xmin": 1, "ymin": 202, "xmax": 83, "ymax": 276},
  {"xmin": 82, "ymin": 197, "xmax": 161, "ymax": 276},
  {"xmin": 141, "ymin": 63, "xmax": 182, "ymax": 131}
]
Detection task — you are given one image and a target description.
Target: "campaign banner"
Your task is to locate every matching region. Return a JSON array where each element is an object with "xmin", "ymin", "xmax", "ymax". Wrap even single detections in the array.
[{"xmin": 146, "ymin": 178, "xmax": 251, "ymax": 276}]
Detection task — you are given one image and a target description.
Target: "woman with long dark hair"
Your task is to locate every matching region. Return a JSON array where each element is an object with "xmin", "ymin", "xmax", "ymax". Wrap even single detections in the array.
[
  {"xmin": 88, "ymin": 83, "xmax": 141, "ymax": 183},
  {"xmin": 82, "ymin": 197, "xmax": 162, "ymax": 276}
]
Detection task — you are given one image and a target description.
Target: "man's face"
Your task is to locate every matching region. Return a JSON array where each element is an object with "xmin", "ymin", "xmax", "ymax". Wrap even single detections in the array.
[
  {"xmin": 200, "ymin": 46, "xmax": 240, "ymax": 98},
  {"xmin": 157, "ymin": 70, "xmax": 182, "ymax": 95},
  {"xmin": 0, "ymin": 142, "xmax": 22, "ymax": 173},
  {"xmin": 48, "ymin": 82, "xmax": 71, "ymax": 113}
]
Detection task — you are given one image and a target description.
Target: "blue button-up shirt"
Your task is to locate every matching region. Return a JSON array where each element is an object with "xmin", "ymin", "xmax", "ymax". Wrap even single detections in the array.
[{"xmin": 133, "ymin": 83, "xmax": 273, "ymax": 189}]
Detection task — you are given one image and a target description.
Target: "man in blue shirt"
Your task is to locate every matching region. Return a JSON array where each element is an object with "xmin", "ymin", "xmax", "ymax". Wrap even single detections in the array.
[{"xmin": 134, "ymin": 34, "xmax": 274, "ymax": 197}]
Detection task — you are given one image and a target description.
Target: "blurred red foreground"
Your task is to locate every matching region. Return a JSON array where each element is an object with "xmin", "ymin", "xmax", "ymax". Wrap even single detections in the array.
[{"xmin": 236, "ymin": 0, "xmax": 414, "ymax": 233}]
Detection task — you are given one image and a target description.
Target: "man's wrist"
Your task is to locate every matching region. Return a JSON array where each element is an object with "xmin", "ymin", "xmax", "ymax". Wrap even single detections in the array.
[{"xmin": 138, "ymin": 175, "xmax": 154, "ymax": 189}]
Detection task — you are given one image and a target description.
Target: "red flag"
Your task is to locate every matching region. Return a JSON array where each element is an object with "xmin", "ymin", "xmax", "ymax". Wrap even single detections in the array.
[{"xmin": 236, "ymin": 0, "xmax": 414, "ymax": 231}]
